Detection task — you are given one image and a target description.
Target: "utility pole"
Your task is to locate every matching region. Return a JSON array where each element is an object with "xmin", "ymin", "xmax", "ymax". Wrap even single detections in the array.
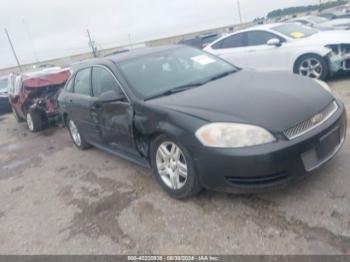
[
  {"xmin": 237, "ymin": 0, "xmax": 243, "ymax": 24},
  {"xmin": 4, "ymin": 28, "xmax": 22, "ymax": 72},
  {"xmin": 87, "ymin": 29, "xmax": 98, "ymax": 58}
]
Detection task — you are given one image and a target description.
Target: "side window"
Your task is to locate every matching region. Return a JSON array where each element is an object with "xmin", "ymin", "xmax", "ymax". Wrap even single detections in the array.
[
  {"xmin": 221, "ymin": 33, "xmax": 245, "ymax": 49},
  {"xmin": 92, "ymin": 67, "xmax": 124, "ymax": 98},
  {"xmin": 246, "ymin": 31, "xmax": 284, "ymax": 46},
  {"xmin": 212, "ymin": 39, "xmax": 224, "ymax": 49},
  {"xmin": 65, "ymin": 78, "xmax": 74, "ymax": 93},
  {"xmin": 74, "ymin": 68, "xmax": 91, "ymax": 96}
]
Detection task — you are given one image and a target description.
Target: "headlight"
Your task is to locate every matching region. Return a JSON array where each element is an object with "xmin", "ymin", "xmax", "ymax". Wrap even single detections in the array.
[
  {"xmin": 195, "ymin": 123, "xmax": 276, "ymax": 148},
  {"xmin": 314, "ymin": 79, "xmax": 332, "ymax": 94}
]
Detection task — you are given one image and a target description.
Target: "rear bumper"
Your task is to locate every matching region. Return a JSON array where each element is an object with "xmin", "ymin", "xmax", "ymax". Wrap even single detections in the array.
[{"xmin": 190, "ymin": 101, "xmax": 347, "ymax": 193}]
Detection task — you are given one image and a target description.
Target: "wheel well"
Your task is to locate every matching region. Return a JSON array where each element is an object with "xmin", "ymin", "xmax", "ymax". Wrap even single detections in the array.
[
  {"xmin": 135, "ymin": 131, "xmax": 164, "ymax": 161},
  {"xmin": 293, "ymin": 53, "xmax": 327, "ymax": 73}
]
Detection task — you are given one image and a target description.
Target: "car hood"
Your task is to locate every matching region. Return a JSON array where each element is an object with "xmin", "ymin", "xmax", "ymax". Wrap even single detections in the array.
[
  {"xmin": 296, "ymin": 30, "xmax": 350, "ymax": 45},
  {"xmin": 147, "ymin": 70, "xmax": 334, "ymax": 133}
]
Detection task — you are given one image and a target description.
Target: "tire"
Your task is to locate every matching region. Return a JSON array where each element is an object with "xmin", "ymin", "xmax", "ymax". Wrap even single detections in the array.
[
  {"xmin": 26, "ymin": 109, "xmax": 47, "ymax": 132},
  {"xmin": 150, "ymin": 135, "xmax": 202, "ymax": 199},
  {"xmin": 12, "ymin": 107, "xmax": 24, "ymax": 123},
  {"xmin": 66, "ymin": 116, "xmax": 91, "ymax": 150},
  {"xmin": 294, "ymin": 54, "xmax": 329, "ymax": 80}
]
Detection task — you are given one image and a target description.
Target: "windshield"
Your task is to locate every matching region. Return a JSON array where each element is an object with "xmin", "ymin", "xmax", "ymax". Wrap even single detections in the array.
[
  {"xmin": 307, "ymin": 16, "xmax": 330, "ymax": 23},
  {"xmin": 272, "ymin": 24, "xmax": 318, "ymax": 39},
  {"xmin": 118, "ymin": 47, "xmax": 238, "ymax": 99},
  {"xmin": 0, "ymin": 79, "xmax": 8, "ymax": 92}
]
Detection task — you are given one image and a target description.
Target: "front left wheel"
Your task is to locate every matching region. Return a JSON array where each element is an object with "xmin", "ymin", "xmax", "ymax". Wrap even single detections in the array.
[{"xmin": 150, "ymin": 135, "xmax": 202, "ymax": 199}]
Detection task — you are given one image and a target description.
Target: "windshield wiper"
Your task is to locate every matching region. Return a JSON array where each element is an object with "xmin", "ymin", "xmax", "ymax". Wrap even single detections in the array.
[
  {"xmin": 204, "ymin": 70, "xmax": 238, "ymax": 83},
  {"xmin": 146, "ymin": 82, "xmax": 204, "ymax": 100},
  {"xmin": 146, "ymin": 70, "xmax": 238, "ymax": 100}
]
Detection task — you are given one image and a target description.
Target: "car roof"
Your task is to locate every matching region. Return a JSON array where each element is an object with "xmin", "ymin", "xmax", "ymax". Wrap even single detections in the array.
[
  {"xmin": 221, "ymin": 23, "xmax": 285, "ymax": 34},
  {"xmin": 73, "ymin": 45, "xmax": 184, "ymax": 70}
]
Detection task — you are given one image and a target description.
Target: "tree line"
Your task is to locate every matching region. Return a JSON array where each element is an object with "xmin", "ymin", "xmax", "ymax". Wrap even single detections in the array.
[{"xmin": 267, "ymin": 0, "xmax": 347, "ymax": 19}]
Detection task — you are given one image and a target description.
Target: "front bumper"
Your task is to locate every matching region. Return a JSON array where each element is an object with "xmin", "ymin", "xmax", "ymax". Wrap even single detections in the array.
[{"xmin": 191, "ymin": 101, "xmax": 347, "ymax": 193}]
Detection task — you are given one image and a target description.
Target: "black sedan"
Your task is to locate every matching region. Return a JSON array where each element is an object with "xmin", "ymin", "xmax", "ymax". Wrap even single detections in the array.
[{"xmin": 58, "ymin": 45, "xmax": 346, "ymax": 199}]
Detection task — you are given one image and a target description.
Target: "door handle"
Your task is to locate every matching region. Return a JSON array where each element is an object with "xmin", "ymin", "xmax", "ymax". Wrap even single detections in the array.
[{"xmin": 247, "ymin": 49, "xmax": 256, "ymax": 53}]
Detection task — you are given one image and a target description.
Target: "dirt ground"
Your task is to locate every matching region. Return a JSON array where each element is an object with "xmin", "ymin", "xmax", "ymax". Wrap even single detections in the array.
[{"xmin": 0, "ymin": 76, "xmax": 349, "ymax": 255}]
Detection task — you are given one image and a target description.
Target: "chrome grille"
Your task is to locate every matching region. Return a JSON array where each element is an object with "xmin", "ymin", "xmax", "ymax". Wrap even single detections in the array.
[{"xmin": 284, "ymin": 102, "xmax": 338, "ymax": 140}]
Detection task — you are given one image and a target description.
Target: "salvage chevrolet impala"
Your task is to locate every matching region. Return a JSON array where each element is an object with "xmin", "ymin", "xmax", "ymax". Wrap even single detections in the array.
[{"xmin": 58, "ymin": 45, "xmax": 346, "ymax": 199}]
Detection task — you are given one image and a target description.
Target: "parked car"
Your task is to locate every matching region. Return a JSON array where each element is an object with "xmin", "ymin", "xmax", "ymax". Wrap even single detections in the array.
[
  {"xmin": 8, "ymin": 68, "xmax": 71, "ymax": 132},
  {"xmin": 58, "ymin": 45, "xmax": 346, "ymax": 199},
  {"xmin": 104, "ymin": 49, "xmax": 129, "ymax": 57},
  {"xmin": 290, "ymin": 15, "xmax": 350, "ymax": 30},
  {"xmin": 0, "ymin": 75, "xmax": 12, "ymax": 115},
  {"xmin": 178, "ymin": 33, "xmax": 224, "ymax": 49},
  {"xmin": 319, "ymin": 10, "xmax": 350, "ymax": 20},
  {"xmin": 204, "ymin": 23, "xmax": 350, "ymax": 80}
]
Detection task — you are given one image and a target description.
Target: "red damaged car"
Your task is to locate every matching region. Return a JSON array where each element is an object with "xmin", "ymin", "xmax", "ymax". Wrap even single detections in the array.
[{"xmin": 8, "ymin": 68, "xmax": 71, "ymax": 132}]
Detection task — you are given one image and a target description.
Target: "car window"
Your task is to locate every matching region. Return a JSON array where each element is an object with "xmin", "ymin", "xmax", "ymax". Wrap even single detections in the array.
[
  {"xmin": 212, "ymin": 33, "xmax": 244, "ymax": 49},
  {"xmin": 119, "ymin": 46, "xmax": 238, "ymax": 99},
  {"xmin": 74, "ymin": 68, "xmax": 91, "ymax": 96},
  {"xmin": 65, "ymin": 78, "xmax": 74, "ymax": 93},
  {"xmin": 272, "ymin": 24, "xmax": 318, "ymax": 39},
  {"xmin": 92, "ymin": 67, "xmax": 124, "ymax": 98},
  {"xmin": 245, "ymin": 31, "xmax": 284, "ymax": 46}
]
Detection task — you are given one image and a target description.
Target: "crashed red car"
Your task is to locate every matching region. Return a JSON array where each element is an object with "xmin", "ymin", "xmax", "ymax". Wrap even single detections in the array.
[{"xmin": 8, "ymin": 68, "xmax": 71, "ymax": 132}]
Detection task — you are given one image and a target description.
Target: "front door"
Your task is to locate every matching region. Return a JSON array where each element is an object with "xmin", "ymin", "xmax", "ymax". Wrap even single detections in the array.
[{"xmin": 90, "ymin": 66, "xmax": 137, "ymax": 155}]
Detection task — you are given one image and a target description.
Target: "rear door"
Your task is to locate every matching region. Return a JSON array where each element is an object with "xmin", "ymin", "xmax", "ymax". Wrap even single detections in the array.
[
  {"xmin": 66, "ymin": 67, "xmax": 99, "ymax": 142},
  {"xmin": 207, "ymin": 32, "xmax": 250, "ymax": 67},
  {"xmin": 90, "ymin": 66, "xmax": 137, "ymax": 155}
]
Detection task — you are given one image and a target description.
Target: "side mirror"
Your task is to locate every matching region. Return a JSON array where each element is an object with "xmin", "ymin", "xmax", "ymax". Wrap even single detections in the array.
[
  {"xmin": 267, "ymin": 38, "xmax": 282, "ymax": 47},
  {"xmin": 97, "ymin": 90, "xmax": 125, "ymax": 103}
]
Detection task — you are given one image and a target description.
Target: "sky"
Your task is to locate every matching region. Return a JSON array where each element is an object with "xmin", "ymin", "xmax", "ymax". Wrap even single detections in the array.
[{"xmin": 0, "ymin": 0, "xmax": 319, "ymax": 69}]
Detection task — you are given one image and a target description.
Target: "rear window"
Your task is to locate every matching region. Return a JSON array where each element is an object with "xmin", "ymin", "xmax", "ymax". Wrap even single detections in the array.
[
  {"xmin": 272, "ymin": 24, "xmax": 318, "ymax": 39},
  {"xmin": 212, "ymin": 33, "xmax": 245, "ymax": 49}
]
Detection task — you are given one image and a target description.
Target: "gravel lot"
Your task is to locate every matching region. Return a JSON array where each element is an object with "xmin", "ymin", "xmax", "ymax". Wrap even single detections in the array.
[{"xmin": 0, "ymin": 76, "xmax": 349, "ymax": 255}]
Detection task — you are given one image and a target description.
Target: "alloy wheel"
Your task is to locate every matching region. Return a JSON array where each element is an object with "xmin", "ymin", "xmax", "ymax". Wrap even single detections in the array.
[
  {"xmin": 298, "ymin": 58, "xmax": 323, "ymax": 79},
  {"xmin": 69, "ymin": 120, "xmax": 82, "ymax": 146},
  {"xmin": 156, "ymin": 142, "xmax": 188, "ymax": 190}
]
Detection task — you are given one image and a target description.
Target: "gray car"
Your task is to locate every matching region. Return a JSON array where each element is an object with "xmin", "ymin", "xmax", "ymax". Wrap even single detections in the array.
[
  {"xmin": 291, "ymin": 15, "xmax": 350, "ymax": 30},
  {"xmin": 0, "ymin": 75, "xmax": 12, "ymax": 115}
]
